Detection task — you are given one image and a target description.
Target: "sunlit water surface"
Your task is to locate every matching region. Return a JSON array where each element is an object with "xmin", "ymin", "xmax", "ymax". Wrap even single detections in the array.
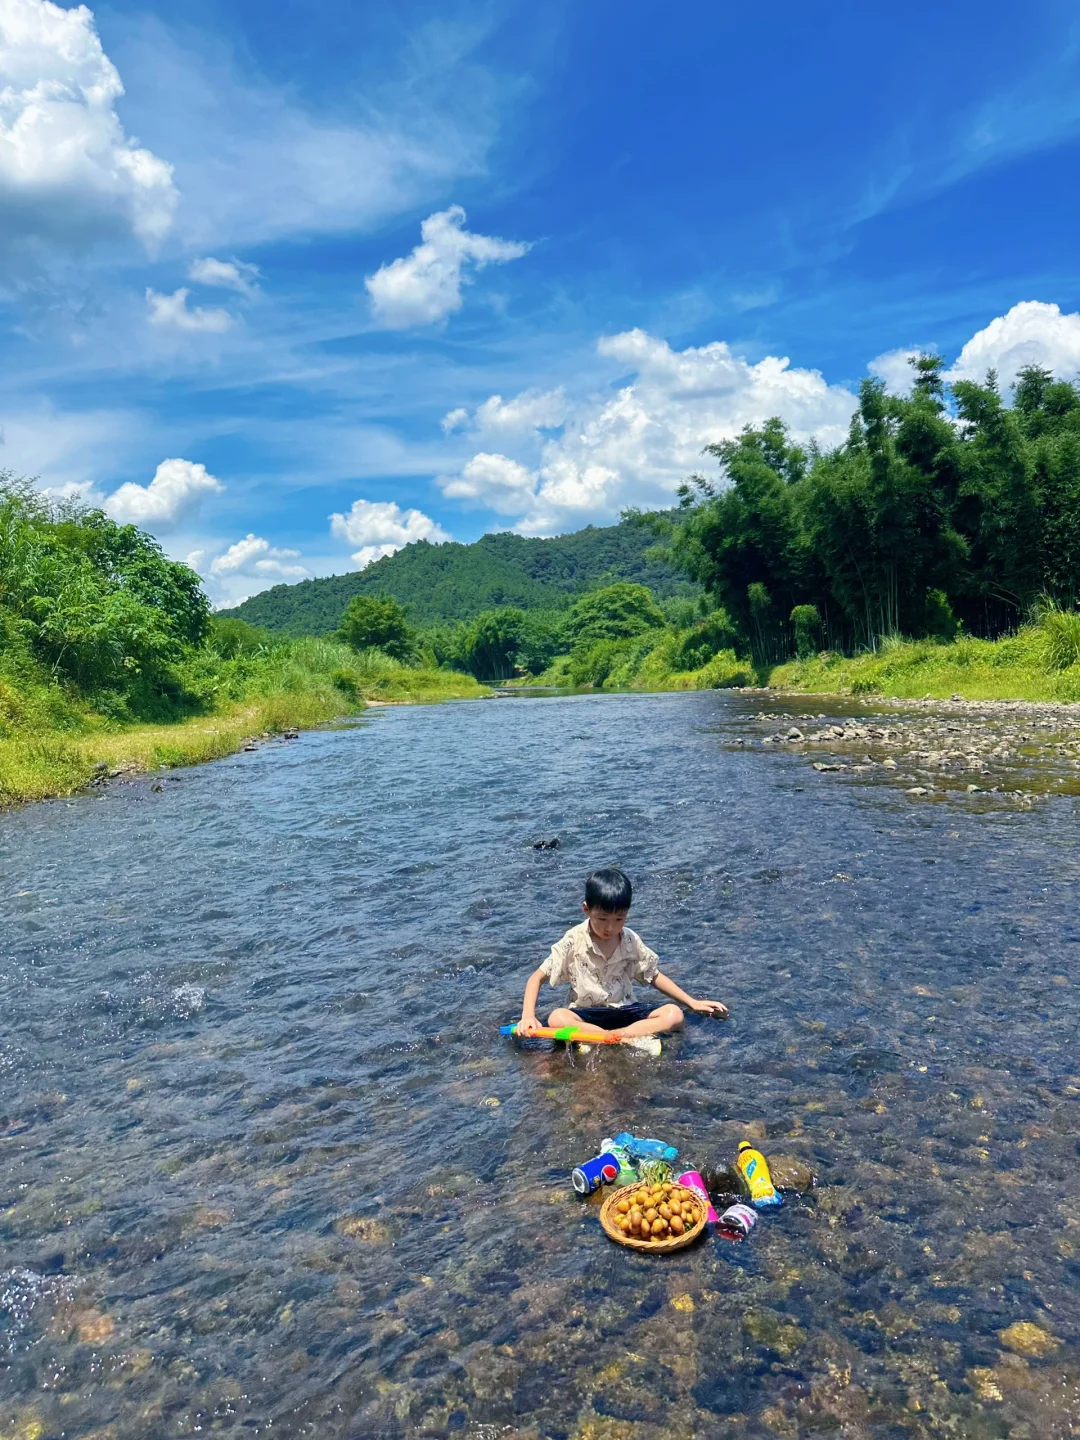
[{"xmin": 2, "ymin": 691, "xmax": 1080, "ymax": 1439}]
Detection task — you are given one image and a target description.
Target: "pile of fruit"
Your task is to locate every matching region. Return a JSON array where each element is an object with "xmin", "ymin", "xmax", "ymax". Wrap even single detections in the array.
[{"xmin": 611, "ymin": 1182, "xmax": 703, "ymax": 1242}]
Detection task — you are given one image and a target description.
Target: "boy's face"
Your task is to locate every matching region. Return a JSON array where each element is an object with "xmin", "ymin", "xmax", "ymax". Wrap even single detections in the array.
[{"xmin": 583, "ymin": 904, "xmax": 629, "ymax": 941}]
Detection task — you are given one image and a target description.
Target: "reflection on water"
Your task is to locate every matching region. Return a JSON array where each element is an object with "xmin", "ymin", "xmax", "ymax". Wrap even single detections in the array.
[{"xmin": 2, "ymin": 690, "xmax": 1080, "ymax": 1437}]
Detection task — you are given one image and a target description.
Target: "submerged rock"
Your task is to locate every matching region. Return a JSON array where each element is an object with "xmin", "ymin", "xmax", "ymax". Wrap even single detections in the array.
[
  {"xmin": 998, "ymin": 1320, "xmax": 1060, "ymax": 1359},
  {"xmin": 765, "ymin": 1154, "xmax": 815, "ymax": 1192}
]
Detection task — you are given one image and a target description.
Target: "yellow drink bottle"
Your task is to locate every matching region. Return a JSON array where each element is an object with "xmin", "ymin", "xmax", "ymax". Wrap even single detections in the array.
[{"xmin": 736, "ymin": 1141, "xmax": 783, "ymax": 1208}]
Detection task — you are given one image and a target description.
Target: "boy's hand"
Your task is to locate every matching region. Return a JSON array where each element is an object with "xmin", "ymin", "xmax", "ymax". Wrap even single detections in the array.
[
  {"xmin": 690, "ymin": 999, "xmax": 728, "ymax": 1018},
  {"xmin": 517, "ymin": 1016, "xmax": 543, "ymax": 1037}
]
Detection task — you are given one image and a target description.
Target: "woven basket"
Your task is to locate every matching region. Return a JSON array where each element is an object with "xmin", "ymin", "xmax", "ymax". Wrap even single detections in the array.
[{"xmin": 600, "ymin": 1181, "xmax": 707, "ymax": 1253}]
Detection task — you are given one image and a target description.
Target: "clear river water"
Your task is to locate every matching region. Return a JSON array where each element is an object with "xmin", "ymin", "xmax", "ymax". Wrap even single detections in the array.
[{"xmin": 2, "ymin": 689, "xmax": 1080, "ymax": 1439}]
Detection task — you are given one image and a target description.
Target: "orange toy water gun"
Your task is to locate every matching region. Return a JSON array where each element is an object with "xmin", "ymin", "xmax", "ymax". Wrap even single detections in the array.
[{"xmin": 500, "ymin": 1023, "xmax": 623, "ymax": 1044}]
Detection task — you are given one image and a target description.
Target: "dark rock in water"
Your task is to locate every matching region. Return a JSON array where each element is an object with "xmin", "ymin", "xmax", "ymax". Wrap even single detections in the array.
[
  {"xmin": 846, "ymin": 1048, "xmax": 902, "ymax": 1075},
  {"xmin": 701, "ymin": 1160, "xmax": 748, "ymax": 1202},
  {"xmin": 765, "ymin": 1153, "xmax": 815, "ymax": 1192},
  {"xmin": 531, "ymin": 836, "xmax": 560, "ymax": 850}
]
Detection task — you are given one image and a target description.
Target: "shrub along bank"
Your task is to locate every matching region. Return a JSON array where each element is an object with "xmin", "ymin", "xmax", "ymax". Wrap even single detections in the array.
[{"xmin": 0, "ymin": 480, "xmax": 484, "ymax": 806}]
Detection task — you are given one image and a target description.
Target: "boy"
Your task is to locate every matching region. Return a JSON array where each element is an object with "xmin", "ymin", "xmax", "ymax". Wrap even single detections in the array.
[{"xmin": 517, "ymin": 867, "xmax": 727, "ymax": 1042}]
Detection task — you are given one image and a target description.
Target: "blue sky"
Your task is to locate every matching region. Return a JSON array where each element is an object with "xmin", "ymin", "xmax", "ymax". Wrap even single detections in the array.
[{"xmin": 2, "ymin": 0, "xmax": 1080, "ymax": 604}]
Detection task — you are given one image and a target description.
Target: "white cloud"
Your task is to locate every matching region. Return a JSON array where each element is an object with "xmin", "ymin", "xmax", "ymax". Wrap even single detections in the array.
[
  {"xmin": 105, "ymin": 457, "xmax": 223, "ymax": 529},
  {"xmin": 441, "ymin": 407, "xmax": 470, "ymax": 434},
  {"xmin": 188, "ymin": 255, "xmax": 260, "ymax": 294},
  {"xmin": 947, "ymin": 301, "xmax": 1080, "ymax": 388},
  {"xmin": 0, "ymin": 0, "xmax": 177, "ymax": 261},
  {"xmin": 868, "ymin": 347, "xmax": 922, "ymax": 396},
  {"xmin": 208, "ymin": 533, "xmax": 306, "ymax": 579},
  {"xmin": 146, "ymin": 287, "xmax": 234, "ymax": 333},
  {"xmin": 439, "ymin": 452, "xmax": 537, "ymax": 514},
  {"xmin": 444, "ymin": 388, "xmax": 567, "ymax": 437},
  {"xmin": 438, "ymin": 328, "xmax": 858, "ymax": 535},
  {"xmin": 329, "ymin": 497, "xmax": 451, "ymax": 568},
  {"xmin": 365, "ymin": 205, "xmax": 529, "ymax": 329}
]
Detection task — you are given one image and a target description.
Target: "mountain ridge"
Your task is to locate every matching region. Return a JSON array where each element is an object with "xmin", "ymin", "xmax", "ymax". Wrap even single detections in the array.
[{"xmin": 219, "ymin": 518, "xmax": 695, "ymax": 634}]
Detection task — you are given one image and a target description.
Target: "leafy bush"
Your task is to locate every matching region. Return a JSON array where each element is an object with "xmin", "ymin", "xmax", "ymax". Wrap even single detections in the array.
[
  {"xmin": 789, "ymin": 604, "xmax": 822, "ymax": 658},
  {"xmin": 0, "ymin": 476, "xmax": 208, "ymax": 710},
  {"xmin": 671, "ymin": 608, "xmax": 742, "ymax": 670},
  {"xmin": 336, "ymin": 594, "xmax": 416, "ymax": 659},
  {"xmin": 1038, "ymin": 600, "xmax": 1080, "ymax": 669}
]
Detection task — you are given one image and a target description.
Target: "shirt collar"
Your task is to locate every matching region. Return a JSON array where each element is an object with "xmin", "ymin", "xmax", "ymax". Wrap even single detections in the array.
[{"xmin": 582, "ymin": 922, "xmax": 627, "ymax": 961}]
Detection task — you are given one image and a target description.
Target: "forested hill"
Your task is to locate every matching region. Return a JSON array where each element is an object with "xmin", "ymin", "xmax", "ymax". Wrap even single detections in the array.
[{"xmin": 219, "ymin": 518, "xmax": 696, "ymax": 633}]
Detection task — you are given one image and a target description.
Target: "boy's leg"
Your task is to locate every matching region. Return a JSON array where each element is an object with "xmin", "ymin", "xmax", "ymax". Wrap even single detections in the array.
[
  {"xmin": 546, "ymin": 1006, "xmax": 614, "ymax": 1040},
  {"xmin": 610, "ymin": 1003, "xmax": 684, "ymax": 1038}
]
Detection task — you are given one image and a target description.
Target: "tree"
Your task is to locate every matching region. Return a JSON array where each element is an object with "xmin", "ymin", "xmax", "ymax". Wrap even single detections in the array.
[
  {"xmin": 562, "ymin": 582, "xmax": 666, "ymax": 648},
  {"xmin": 335, "ymin": 594, "xmax": 415, "ymax": 659},
  {"xmin": 464, "ymin": 607, "xmax": 528, "ymax": 681}
]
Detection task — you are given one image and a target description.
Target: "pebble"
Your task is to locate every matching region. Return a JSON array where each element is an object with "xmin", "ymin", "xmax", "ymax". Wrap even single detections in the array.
[{"xmin": 750, "ymin": 694, "xmax": 1080, "ymax": 803}]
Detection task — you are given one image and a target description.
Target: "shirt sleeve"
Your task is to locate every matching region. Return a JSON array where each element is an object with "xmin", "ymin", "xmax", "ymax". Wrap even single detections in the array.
[
  {"xmin": 539, "ymin": 930, "xmax": 574, "ymax": 986},
  {"xmin": 628, "ymin": 930, "xmax": 659, "ymax": 984}
]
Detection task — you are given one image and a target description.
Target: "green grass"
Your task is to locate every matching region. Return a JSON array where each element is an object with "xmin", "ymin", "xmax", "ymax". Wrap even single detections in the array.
[
  {"xmin": 0, "ymin": 637, "xmax": 487, "ymax": 807},
  {"xmin": 768, "ymin": 624, "xmax": 1080, "ymax": 703}
]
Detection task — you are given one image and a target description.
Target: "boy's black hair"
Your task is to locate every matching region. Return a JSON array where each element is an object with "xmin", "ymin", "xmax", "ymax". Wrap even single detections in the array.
[{"xmin": 585, "ymin": 867, "xmax": 632, "ymax": 911}]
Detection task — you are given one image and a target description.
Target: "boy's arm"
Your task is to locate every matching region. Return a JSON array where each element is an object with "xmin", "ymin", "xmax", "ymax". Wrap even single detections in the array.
[
  {"xmin": 518, "ymin": 966, "xmax": 548, "ymax": 1035},
  {"xmin": 652, "ymin": 970, "xmax": 728, "ymax": 1018}
]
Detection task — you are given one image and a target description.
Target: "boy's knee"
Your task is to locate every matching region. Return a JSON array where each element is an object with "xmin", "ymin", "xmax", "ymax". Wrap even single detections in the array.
[{"xmin": 657, "ymin": 1003, "xmax": 684, "ymax": 1029}]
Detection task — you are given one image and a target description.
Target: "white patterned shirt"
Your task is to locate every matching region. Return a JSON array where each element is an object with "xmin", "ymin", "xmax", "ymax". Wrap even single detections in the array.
[{"xmin": 539, "ymin": 921, "xmax": 660, "ymax": 1008}]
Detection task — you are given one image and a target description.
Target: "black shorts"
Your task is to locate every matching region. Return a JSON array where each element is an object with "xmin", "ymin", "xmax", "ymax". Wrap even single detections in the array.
[{"xmin": 561, "ymin": 1002, "xmax": 656, "ymax": 1031}]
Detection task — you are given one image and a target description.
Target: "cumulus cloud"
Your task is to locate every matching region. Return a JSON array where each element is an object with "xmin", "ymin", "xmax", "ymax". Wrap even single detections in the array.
[
  {"xmin": 868, "ymin": 347, "xmax": 923, "ymax": 396},
  {"xmin": 146, "ymin": 287, "xmax": 234, "ymax": 333},
  {"xmin": 208, "ymin": 533, "xmax": 306, "ymax": 579},
  {"xmin": 438, "ymin": 328, "xmax": 858, "ymax": 535},
  {"xmin": 104, "ymin": 457, "xmax": 223, "ymax": 530},
  {"xmin": 188, "ymin": 255, "xmax": 260, "ymax": 294},
  {"xmin": 947, "ymin": 301, "xmax": 1080, "ymax": 388},
  {"xmin": 439, "ymin": 452, "xmax": 538, "ymax": 514},
  {"xmin": 329, "ymin": 497, "xmax": 450, "ymax": 568},
  {"xmin": 443, "ymin": 388, "xmax": 567, "ymax": 437},
  {"xmin": 0, "ymin": 0, "xmax": 177, "ymax": 260},
  {"xmin": 365, "ymin": 205, "xmax": 529, "ymax": 329}
]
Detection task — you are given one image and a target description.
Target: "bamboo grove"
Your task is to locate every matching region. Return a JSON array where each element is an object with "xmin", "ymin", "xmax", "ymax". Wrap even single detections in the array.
[{"xmin": 649, "ymin": 357, "xmax": 1080, "ymax": 662}]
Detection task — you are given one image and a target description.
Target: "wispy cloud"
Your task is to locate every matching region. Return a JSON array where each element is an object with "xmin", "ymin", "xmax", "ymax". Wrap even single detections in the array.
[
  {"xmin": 110, "ymin": 16, "xmax": 506, "ymax": 251},
  {"xmin": 146, "ymin": 287, "xmax": 235, "ymax": 333},
  {"xmin": 188, "ymin": 256, "xmax": 260, "ymax": 295}
]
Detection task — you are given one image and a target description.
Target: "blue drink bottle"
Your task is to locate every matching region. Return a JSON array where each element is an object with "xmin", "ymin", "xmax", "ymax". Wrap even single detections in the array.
[{"xmin": 612, "ymin": 1132, "xmax": 678, "ymax": 1163}]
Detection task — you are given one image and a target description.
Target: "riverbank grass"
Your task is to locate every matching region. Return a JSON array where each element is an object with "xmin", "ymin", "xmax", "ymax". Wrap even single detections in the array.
[
  {"xmin": 768, "ymin": 626, "xmax": 1080, "ymax": 703},
  {"xmin": 0, "ymin": 640, "xmax": 487, "ymax": 807}
]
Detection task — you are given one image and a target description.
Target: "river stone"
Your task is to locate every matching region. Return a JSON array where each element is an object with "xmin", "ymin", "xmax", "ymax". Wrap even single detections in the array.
[
  {"xmin": 765, "ymin": 1154, "xmax": 815, "ymax": 1192},
  {"xmin": 998, "ymin": 1320, "xmax": 1060, "ymax": 1358}
]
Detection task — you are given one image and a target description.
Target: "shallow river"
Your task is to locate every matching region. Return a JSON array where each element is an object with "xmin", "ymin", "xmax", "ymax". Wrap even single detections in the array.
[{"xmin": 3, "ymin": 690, "xmax": 1080, "ymax": 1439}]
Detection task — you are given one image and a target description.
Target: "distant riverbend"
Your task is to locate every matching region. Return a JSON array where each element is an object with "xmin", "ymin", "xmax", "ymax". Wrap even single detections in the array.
[{"xmin": 3, "ymin": 690, "xmax": 1079, "ymax": 1437}]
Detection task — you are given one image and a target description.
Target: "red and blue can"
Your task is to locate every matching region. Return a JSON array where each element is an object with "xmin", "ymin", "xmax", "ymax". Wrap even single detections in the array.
[{"xmin": 572, "ymin": 1152, "xmax": 620, "ymax": 1194}]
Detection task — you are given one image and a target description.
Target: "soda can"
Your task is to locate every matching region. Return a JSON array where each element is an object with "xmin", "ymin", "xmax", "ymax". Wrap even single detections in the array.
[
  {"xmin": 572, "ymin": 1152, "xmax": 620, "ymax": 1194},
  {"xmin": 717, "ymin": 1203, "xmax": 757, "ymax": 1240}
]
